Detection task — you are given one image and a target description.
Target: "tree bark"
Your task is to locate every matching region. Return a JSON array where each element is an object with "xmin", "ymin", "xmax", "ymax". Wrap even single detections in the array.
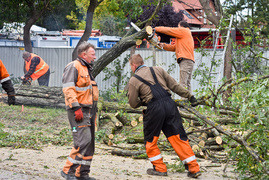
[
  {"xmin": 223, "ymin": 38, "xmax": 233, "ymax": 101},
  {"xmin": 92, "ymin": 0, "xmax": 164, "ymax": 77},
  {"xmin": 111, "ymin": 149, "xmax": 146, "ymax": 157},
  {"xmin": 23, "ymin": 0, "xmax": 51, "ymax": 52}
]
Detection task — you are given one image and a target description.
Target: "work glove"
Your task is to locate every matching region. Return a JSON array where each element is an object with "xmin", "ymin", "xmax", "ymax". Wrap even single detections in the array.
[
  {"xmin": 74, "ymin": 108, "xmax": 83, "ymax": 122},
  {"xmin": 21, "ymin": 77, "xmax": 31, "ymax": 85},
  {"xmin": 8, "ymin": 96, "xmax": 16, "ymax": 106},
  {"xmin": 189, "ymin": 96, "xmax": 198, "ymax": 107}
]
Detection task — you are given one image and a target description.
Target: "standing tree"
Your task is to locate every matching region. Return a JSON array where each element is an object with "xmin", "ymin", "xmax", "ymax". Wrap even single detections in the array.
[
  {"xmin": 71, "ymin": 0, "xmax": 103, "ymax": 60},
  {"xmin": 23, "ymin": 0, "xmax": 52, "ymax": 52},
  {"xmin": 0, "ymin": 0, "xmax": 77, "ymax": 52}
]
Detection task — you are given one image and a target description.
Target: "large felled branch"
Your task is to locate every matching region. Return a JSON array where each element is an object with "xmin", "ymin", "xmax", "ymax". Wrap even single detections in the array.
[
  {"xmin": 92, "ymin": 0, "xmax": 165, "ymax": 77},
  {"xmin": 176, "ymin": 103, "xmax": 268, "ymax": 174},
  {"xmin": 199, "ymin": 74, "xmax": 269, "ymax": 110}
]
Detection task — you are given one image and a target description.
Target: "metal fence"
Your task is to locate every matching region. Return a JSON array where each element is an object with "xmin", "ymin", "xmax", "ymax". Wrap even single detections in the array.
[{"xmin": 0, "ymin": 46, "xmax": 268, "ymax": 97}]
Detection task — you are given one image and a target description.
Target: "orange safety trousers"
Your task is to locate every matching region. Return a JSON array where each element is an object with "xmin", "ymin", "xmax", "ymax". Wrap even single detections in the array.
[
  {"xmin": 135, "ymin": 67, "xmax": 200, "ymax": 174},
  {"xmin": 146, "ymin": 134, "xmax": 200, "ymax": 174}
]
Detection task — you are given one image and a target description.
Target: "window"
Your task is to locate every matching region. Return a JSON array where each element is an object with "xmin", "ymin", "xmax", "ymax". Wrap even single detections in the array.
[{"xmin": 182, "ymin": 10, "xmax": 194, "ymax": 19}]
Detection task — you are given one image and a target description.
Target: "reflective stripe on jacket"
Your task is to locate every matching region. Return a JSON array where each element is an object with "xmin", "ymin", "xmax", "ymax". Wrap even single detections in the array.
[
  {"xmin": 0, "ymin": 59, "xmax": 15, "ymax": 96},
  {"xmin": 25, "ymin": 53, "xmax": 49, "ymax": 80},
  {"xmin": 62, "ymin": 59, "xmax": 99, "ymax": 109}
]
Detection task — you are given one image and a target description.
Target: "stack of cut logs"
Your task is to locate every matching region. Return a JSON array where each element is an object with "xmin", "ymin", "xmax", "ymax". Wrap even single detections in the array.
[{"xmin": 98, "ymin": 103, "xmax": 229, "ymax": 160}]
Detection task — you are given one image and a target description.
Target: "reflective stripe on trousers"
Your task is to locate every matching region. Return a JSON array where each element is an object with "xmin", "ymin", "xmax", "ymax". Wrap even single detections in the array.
[{"xmin": 68, "ymin": 156, "xmax": 92, "ymax": 166}]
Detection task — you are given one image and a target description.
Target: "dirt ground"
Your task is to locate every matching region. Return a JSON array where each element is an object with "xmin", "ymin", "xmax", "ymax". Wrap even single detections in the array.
[{"xmin": 0, "ymin": 143, "xmax": 238, "ymax": 180}]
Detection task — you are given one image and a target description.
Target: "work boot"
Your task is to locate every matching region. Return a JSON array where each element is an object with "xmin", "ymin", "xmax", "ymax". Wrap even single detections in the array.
[
  {"xmin": 61, "ymin": 171, "xmax": 77, "ymax": 180},
  {"xmin": 77, "ymin": 176, "xmax": 96, "ymax": 180},
  {"xmin": 187, "ymin": 171, "xmax": 202, "ymax": 178},
  {"xmin": 147, "ymin": 168, "xmax": 167, "ymax": 176}
]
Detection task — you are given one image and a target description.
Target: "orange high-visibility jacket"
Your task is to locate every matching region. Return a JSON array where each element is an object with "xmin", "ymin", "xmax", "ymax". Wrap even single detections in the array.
[
  {"xmin": 62, "ymin": 59, "xmax": 99, "ymax": 109},
  {"xmin": 0, "ymin": 60, "xmax": 10, "ymax": 83},
  {"xmin": 155, "ymin": 26, "xmax": 195, "ymax": 62},
  {"xmin": 0, "ymin": 59, "xmax": 15, "ymax": 96},
  {"xmin": 25, "ymin": 53, "xmax": 49, "ymax": 80}
]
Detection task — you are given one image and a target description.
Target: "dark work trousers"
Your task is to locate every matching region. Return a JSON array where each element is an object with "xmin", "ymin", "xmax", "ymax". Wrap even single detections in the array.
[
  {"xmin": 63, "ymin": 106, "xmax": 96, "ymax": 178},
  {"xmin": 38, "ymin": 68, "xmax": 50, "ymax": 86},
  {"xmin": 134, "ymin": 67, "xmax": 200, "ymax": 174}
]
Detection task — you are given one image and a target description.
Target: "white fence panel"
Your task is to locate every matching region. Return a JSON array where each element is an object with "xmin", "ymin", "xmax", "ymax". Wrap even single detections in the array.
[{"xmin": 0, "ymin": 46, "xmax": 268, "ymax": 97}]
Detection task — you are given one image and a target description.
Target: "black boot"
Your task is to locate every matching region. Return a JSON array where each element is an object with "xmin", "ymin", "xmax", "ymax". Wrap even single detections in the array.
[
  {"xmin": 77, "ymin": 176, "xmax": 96, "ymax": 180},
  {"xmin": 61, "ymin": 171, "xmax": 77, "ymax": 180},
  {"xmin": 146, "ymin": 168, "xmax": 167, "ymax": 176}
]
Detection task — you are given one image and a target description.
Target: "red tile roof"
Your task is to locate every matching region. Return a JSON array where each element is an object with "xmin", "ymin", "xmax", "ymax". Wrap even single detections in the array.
[
  {"xmin": 172, "ymin": 0, "xmax": 203, "ymax": 25},
  {"xmin": 180, "ymin": 0, "xmax": 203, "ymax": 9}
]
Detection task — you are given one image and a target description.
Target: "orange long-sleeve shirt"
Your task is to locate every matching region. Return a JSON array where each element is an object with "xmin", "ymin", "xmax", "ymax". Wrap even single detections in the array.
[{"xmin": 155, "ymin": 26, "xmax": 195, "ymax": 62}]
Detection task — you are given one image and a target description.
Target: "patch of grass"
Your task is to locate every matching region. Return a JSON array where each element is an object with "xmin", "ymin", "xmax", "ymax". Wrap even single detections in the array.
[
  {"xmin": 166, "ymin": 158, "xmax": 185, "ymax": 173},
  {"xmin": 0, "ymin": 104, "xmax": 66, "ymax": 123},
  {"xmin": 0, "ymin": 127, "xmax": 73, "ymax": 149},
  {"xmin": 0, "ymin": 103, "xmax": 71, "ymax": 149}
]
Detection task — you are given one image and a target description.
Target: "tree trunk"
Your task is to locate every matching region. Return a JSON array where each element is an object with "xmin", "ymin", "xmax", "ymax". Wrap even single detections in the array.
[
  {"xmin": 92, "ymin": 28, "xmax": 150, "ymax": 77},
  {"xmin": 223, "ymin": 38, "xmax": 233, "ymax": 101},
  {"xmin": 6, "ymin": 85, "xmax": 65, "ymax": 108},
  {"xmin": 23, "ymin": 0, "xmax": 51, "ymax": 52},
  {"xmin": 72, "ymin": 0, "xmax": 99, "ymax": 61},
  {"xmin": 23, "ymin": 22, "xmax": 33, "ymax": 53}
]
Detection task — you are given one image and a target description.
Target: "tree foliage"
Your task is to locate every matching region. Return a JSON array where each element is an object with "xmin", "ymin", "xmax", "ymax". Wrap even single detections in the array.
[
  {"xmin": 37, "ymin": 0, "xmax": 77, "ymax": 31},
  {"xmin": 66, "ymin": 0, "xmax": 90, "ymax": 29},
  {"xmin": 193, "ymin": 15, "xmax": 269, "ymax": 179},
  {"xmin": 94, "ymin": 0, "xmax": 127, "ymax": 36},
  {"xmin": 223, "ymin": 0, "xmax": 269, "ymax": 37}
]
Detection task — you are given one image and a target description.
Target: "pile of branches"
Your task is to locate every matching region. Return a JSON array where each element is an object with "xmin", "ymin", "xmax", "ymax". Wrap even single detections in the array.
[{"xmin": 1, "ymin": 75, "xmax": 268, "ymax": 177}]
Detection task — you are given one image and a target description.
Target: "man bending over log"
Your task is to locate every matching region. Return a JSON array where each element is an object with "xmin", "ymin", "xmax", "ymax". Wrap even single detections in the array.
[{"xmin": 127, "ymin": 54, "xmax": 201, "ymax": 178}]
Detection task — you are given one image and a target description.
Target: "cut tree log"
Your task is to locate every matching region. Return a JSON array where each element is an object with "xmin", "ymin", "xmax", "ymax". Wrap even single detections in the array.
[
  {"xmin": 206, "ymin": 137, "xmax": 223, "ymax": 146},
  {"xmin": 126, "ymin": 137, "xmax": 144, "ymax": 144},
  {"xmin": 131, "ymin": 120, "xmax": 138, "ymax": 127},
  {"xmin": 111, "ymin": 149, "xmax": 146, "ymax": 157},
  {"xmin": 139, "ymin": 115, "xmax": 143, "ymax": 122},
  {"xmin": 1, "ymin": 85, "xmax": 65, "ymax": 108},
  {"xmin": 108, "ymin": 134, "xmax": 114, "ymax": 139},
  {"xmin": 198, "ymin": 140, "xmax": 206, "ymax": 147},
  {"xmin": 215, "ymin": 136, "xmax": 223, "ymax": 145},
  {"xmin": 115, "ymin": 112, "xmax": 130, "ymax": 126},
  {"xmin": 192, "ymin": 145, "xmax": 199, "ymax": 152}
]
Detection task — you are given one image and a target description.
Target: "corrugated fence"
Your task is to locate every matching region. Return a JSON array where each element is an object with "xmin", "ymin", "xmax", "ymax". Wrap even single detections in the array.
[{"xmin": 0, "ymin": 47, "xmax": 268, "ymax": 97}]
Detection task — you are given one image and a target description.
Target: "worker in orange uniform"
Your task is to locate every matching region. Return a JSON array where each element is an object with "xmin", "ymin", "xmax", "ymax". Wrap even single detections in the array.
[
  {"xmin": 0, "ymin": 59, "xmax": 15, "ymax": 105},
  {"xmin": 61, "ymin": 42, "xmax": 98, "ymax": 180},
  {"xmin": 21, "ymin": 51, "xmax": 50, "ymax": 86},
  {"xmin": 127, "ymin": 54, "xmax": 201, "ymax": 178},
  {"xmin": 155, "ymin": 20, "xmax": 195, "ymax": 93}
]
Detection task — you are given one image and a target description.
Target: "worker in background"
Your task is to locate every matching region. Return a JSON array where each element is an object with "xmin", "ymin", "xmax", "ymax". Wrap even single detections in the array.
[
  {"xmin": 127, "ymin": 54, "xmax": 201, "ymax": 178},
  {"xmin": 61, "ymin": 42, "xmax": 98, "ymax": 180},
  {"xmin": 21, "ymin": 51, "xmax": 50, "ymax": 86},
  {"xmin": 155, "ymin": 20, "xmax": 195, "ymax": 94},
  {"xmin": 0, "ymin": 60, "xmax": 15, "ymax": 105}
]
